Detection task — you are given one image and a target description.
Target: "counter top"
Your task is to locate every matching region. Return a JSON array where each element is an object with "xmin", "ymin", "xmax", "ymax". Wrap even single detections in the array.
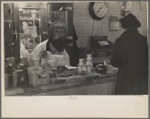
[{"xmin": 5, "ymin": 71, "xmax": 118, "ymax": 96}]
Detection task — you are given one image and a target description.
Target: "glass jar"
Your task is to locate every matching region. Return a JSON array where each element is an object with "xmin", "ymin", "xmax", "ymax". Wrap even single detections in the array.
[
  {"xmin": 86, "ymin": 60, "xmax": 92, "ymax": 74},
  {"xmin": 77, "ymin": 59, "xmax": 84, "ymax": 74},
  {"xmin": 86, "ymin": 54, "xmax": 93, "ymax": 74}
]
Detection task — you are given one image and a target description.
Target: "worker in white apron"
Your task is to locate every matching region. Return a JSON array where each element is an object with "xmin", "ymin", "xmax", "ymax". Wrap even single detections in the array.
[{"xmin": 29, "ymin": 36, "xmax": 70, "ymax": 68}]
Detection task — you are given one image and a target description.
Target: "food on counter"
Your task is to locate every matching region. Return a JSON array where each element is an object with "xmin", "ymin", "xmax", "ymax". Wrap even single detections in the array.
[
  {"xmin": 65, "ymin": 65, "xmax": 77, "ymax": 70},
  {"xmin": 106, "ymin": 64, "xmax": 118, "ymax": 73},
  {"xmin": 57, "ymin": 73, "xmax": 72, "ymax": 77},
  {"xmin": 56, "ymin": 65, "xmax": 76, "ymax": 77},
  {"xmin": 57, "ymin": 65, "xmax": 67, "ymax": 74},
  {"xmin": 95, "ymin": 63, "xmax": 107, "ymax": 74}
]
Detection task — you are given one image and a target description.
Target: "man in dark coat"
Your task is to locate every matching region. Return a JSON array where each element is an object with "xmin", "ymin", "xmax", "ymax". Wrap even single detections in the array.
[{"xmin": 110, "ymin": 14, "xmax": 148, "ymax": 95}]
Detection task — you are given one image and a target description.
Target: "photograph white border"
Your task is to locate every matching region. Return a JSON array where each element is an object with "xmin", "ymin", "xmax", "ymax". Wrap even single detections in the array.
[{"xmin": 1, "ymin": 1, "xmax": 149, "ymax": 118}]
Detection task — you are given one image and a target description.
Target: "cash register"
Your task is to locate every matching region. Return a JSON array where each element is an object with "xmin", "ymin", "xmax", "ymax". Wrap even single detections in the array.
[{"xmin": 89, "ymin": 35, "xmax": 114, "ymax": 66}]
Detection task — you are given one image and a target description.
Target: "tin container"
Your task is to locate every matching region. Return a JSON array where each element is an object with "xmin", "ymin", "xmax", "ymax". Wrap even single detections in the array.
[
  {"xmin": 12, "ymin": 71, "xmax": 18, "ymax": 87},
  {"xmin": 29, "ymin": 74, "xmax": 38, "ymax": 86},
  {"xmin": 17, "ymin": 69, "xmax": 25, "ymax": 86},
  {"xmin": 40, "ymin": 74, "xmax": 49, "ymax": 85},
  {"xmin": 5, "ymin": 58, "xmax": 9, "ymax": 66},
  {"xmin": 5, "ymin": 73, "xmax": 9, "ymax": 89},
  {"xmin": 28, "ymin": 66, "xmax": 42, "ymax": 86}
]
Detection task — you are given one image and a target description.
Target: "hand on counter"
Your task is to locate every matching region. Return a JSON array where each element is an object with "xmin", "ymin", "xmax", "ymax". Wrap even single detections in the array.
[{"xmin": 106, "ymin": 64, "xmax": 118, "ymax": 74}]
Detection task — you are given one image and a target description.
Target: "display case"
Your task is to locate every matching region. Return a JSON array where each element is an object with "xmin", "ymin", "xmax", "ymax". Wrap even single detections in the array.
[
  {"xmin": 19, "ymin": 8, "xmax": 41, "ymax": 54},
  {"xmin": 51, "ymin": 4, "xmax": 73, "ymax": 38}
]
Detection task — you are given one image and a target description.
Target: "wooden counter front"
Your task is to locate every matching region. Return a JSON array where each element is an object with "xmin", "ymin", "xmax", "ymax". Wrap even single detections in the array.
[{"xmin": 5, "ymin": 72, "xmax": 117, "ymax": 96}]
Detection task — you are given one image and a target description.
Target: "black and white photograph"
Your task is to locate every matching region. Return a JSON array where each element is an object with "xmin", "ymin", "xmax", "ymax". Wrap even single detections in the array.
[{"xmin": 1, "ymin": 1, "xmax": 149, "ymax": 118}]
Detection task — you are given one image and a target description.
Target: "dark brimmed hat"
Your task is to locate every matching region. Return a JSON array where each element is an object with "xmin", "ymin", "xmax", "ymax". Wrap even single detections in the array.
[{"xmin": 119, "ymin": 13, "xmax": 141, "ymax": 28}]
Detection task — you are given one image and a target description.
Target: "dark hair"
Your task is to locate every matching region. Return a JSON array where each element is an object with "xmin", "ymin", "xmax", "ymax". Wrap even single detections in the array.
[
  {"xmin": 46, "ymin": 39, "xmax": 52, "ymax": 52},
  {"xmin": 119, "ymin": 13, "xmax": 141, "ymax": 29},
  {"xmin": 52, "ymin": 36, "xmax": 65, "ymax": 52},
  {"xmin": 46, "ymin": 36, "xmax": 65, "ymax": 52}
]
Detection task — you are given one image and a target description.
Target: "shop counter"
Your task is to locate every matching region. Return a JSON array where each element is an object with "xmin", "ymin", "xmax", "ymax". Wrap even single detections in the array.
[{"xmin": 5, "ymin": 71, "xmax": 117, "ymax": 96}]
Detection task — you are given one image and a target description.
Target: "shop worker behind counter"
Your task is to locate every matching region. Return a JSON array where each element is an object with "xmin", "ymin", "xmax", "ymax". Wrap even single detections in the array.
[
  {"xmin": 29, "ymin": 36, "xmax": 70, "ymax": 68},
  {"xmin": 110, "ymin": 13, "xmax": 148, "ymax": 95}
]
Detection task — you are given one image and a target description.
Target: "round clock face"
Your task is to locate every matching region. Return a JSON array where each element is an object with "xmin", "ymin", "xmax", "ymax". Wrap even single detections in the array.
[{"xmin": 93, "ymin": 2, "xmax": 107, "ymax": 19}]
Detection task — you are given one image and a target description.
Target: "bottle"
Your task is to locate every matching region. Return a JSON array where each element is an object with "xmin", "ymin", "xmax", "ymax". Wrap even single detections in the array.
[
  {"xmin": 103, "ymin": 61, "xmax": 108, "ymax": 66},
  {"xmin": 86, "ymin": 54, "xmax": 93, "ymax": 74},
  {"xmin": 12, "ymin": 70, "xmax": 18, "ymax": 87},
  {"xmin": 5, "ymin": 73, "xmax": 9, "ymax": 89},
  {"xmin": 77, "ymin": 59, "xmax": 84, "ymax": 74},
  {"xmin": 86, "ymin": 60, "xmax": 92, "ymax": 74}
]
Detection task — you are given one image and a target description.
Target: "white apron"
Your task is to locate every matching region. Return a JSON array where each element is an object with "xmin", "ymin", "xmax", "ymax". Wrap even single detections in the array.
[{"xmin": 30, "ymin": 39, "xmax": 70, "ymax": 68}]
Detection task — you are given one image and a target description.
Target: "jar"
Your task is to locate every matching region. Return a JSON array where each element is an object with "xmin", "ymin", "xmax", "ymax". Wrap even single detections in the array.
[
  {"xmin": 87, "ymin": 54, "xmax": 92, "ymax": 60},
  {"xmin": 77, "ymin": 59, "xmax": 84, "ymax": 74},
  {"xmin": 9, "ymin": 57, "xmax": 15, "ymax": 67},
  {"xmin": 5, "ymin": 73, "xmax": 9, "ymax": 89},
  {"xmin": 20, "ymin": 58, "xmax": 28, "ymax": 67},
  {"xmin": 86, "ymin": 54, "xmax": 93, "ymax": 74},
  {"xmin": 86, "ymin": 54, "xmax": 93, "ymax": 67},
  {"xmin": 12, "ymin": 70, "xmax": 18, "ymax": 87},
  {"xmin": 5, "ymin": 58, "xmax": 9, "ymax": 66},
  {"xmin": 86, "ymin": 60, "xmax": 92, "ymax": 74}
]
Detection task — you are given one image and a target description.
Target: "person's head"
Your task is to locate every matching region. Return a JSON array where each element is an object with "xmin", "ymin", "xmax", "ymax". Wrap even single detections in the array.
[
  {"xmin": 47, "ymin": 36, "xmax": 65, "ymax": 54},
  {"xmin": 119, "ymin": 13, "xmax": 141, "ymax": 29}
]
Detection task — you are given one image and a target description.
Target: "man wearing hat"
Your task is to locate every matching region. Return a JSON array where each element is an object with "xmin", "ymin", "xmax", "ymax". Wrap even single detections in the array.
[{"xmin": 110, "ymin": 13, "xmax": 148, "ymax": 95}]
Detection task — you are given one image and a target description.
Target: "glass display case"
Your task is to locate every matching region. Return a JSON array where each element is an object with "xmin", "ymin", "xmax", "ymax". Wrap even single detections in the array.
[{"xmin": 19, "ymin": 8, "xmax": 41, "ymax": 55}]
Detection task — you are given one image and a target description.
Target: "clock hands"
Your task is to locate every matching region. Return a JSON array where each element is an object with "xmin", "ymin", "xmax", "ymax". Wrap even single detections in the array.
[
  {"xmin": 90, "ymin": 2, "xmax": 107, "ymax": 19},
  {"xmin": 96, "ymin": 7, "xmax": 102, "ymax": 13}
]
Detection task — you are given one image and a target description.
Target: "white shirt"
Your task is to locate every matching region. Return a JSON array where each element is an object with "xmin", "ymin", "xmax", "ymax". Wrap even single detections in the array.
[
  {"xmin": 20, "ymin": 40, "xmax": 29, "ymax": 59},
  {"xmin": 30, "ymin": 39, "xmax": 70, "ymax": 68}
]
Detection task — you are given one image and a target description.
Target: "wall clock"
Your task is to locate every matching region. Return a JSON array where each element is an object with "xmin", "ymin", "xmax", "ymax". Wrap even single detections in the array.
[{"xmin": 89, "ymin": 2, "xmax": 107, "ymax": 20}]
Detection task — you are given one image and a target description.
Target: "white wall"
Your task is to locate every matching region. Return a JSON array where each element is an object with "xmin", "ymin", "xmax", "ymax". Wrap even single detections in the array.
[{"xmin": 73, "ymin": 1, "xmax": 147, "ymax": 47}]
